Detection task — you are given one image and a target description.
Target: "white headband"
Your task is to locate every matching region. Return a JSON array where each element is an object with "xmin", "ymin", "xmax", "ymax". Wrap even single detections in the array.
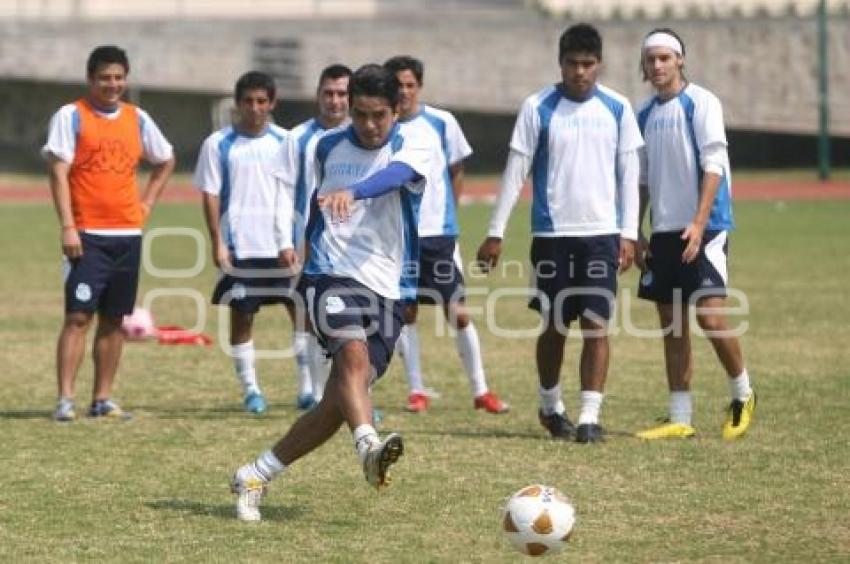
[{"xmin": 643, "ymin": 32, "xmax": 683, "ymax": 56}]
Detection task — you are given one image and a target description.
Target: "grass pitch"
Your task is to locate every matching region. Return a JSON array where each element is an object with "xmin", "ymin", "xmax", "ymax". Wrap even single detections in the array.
[{"xmin": 0, "ymin": 199, "xmax": 848, "ymax": 562}]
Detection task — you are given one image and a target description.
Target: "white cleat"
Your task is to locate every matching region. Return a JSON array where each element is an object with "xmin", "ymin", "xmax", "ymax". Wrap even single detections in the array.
[
  {"xmin": 230, "ymin": 465, "xmax": 267, "ymax": 522},
  {"xmin": 363, "ymin": 433, "xmax": 404, "ymax": 489}
]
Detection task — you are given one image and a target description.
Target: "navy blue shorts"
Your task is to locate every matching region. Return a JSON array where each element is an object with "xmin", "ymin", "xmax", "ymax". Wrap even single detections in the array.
[
  {"xmin": 64, "ymin": 233, "xmax": 141, "ymax": 317},
  {"xmin": 212, "ymin": 257, "xmax": 297, "ymax": 314},
  {"xmin": 638, "ymin": 230, "xmax": 729, "ymax": 304},
  {"xmin": 528, "ymin": 235, "xmax": 619, "ymax": 324},
  {"xmin": 303, "ymin": 275, "xmax": 403, "ymax": 381},
  {"xmin": 413, "ymin": 236, "xmax": 465, "ymax": 305}
]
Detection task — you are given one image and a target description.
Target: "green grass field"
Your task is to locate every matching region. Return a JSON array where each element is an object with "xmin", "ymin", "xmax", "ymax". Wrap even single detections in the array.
[{"xmin": 1, "ymin": 200, "xmax": 848, "ymax": 562}]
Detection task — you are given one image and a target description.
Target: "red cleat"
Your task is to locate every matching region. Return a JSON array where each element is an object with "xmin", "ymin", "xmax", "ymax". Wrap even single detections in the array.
[
  {"xmin": 474, "ymin": 391, "xmax": 510, "ymax": 414},
  {"xmin": 404, "ymin": 392, "xmax": 429, "ymax": 413}
]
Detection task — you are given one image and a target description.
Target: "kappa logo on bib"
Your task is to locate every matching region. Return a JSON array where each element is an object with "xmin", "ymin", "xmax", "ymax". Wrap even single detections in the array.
[
  {"xmin": 75, "ymin": 282, "xmax": 92, "ymax": 302},
  {"xmin": 325, "ymin": 295, "xmax": 345, "ymax": 314}
]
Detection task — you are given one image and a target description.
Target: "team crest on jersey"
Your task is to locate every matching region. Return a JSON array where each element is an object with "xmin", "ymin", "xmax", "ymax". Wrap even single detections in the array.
[
  {"xmin": 75, "ymin": 282, "xmax": 92, "ymax": 302},
  {"xmin": 640, "ymin": 272, "xmax": 653, "ymax": 287},
  {"xmin": 325, "ymin": 295, "xmax": 345, "ymax": 314}
]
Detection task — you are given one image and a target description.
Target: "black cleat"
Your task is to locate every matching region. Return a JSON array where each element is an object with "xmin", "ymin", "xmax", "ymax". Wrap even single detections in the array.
[
  {"xmin": 538, "ymin": 409, "xmax": 575, "ymax": 440},
  {"xmin": 575, "ymin": 423, "xmax": 605, "ymax": 444}
]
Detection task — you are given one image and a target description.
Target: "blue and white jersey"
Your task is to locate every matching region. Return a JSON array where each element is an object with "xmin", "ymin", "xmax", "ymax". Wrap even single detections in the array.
[
  {"xmin": 637, "ymin": 83, "xmax": 734, "ymax": 233},
  {"xmin": 510, "ymin": 83, "xmax": 643, "ymax": 238},
  {"xmin": 304, "ymin": 125, "xmax": 430, "ymax": 300},
  {"xmin": 270, "ymin": 117, "xmax": 349, "ymax": 248},
  {"xmin": 396, "ymin": 105, "xmax": 472, "ymax": 237},
  {"xmin": 193, "ymin": 123, "xmax": 287, "ymax": 259}
]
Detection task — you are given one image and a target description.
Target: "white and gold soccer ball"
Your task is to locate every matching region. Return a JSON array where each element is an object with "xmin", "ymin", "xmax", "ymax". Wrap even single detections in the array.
[{"xmin": 502, "ymin": 484, "xmax": 576, "ymax": 557}]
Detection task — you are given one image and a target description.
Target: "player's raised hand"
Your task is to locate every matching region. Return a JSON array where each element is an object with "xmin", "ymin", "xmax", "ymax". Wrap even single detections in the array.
[
  {"xmin": 318, "ymin": 189, "xmax": 354, "ymax": 223},
  {"xmin": 475, "ymin": 237, "xmax": 503, "ymax": 273},
  {"xmin": 618, "ymin": 238, "xmax": 636, "ymax": 274},
  {"xmin": 680, "ymin": 222, "xmax": 704, "ymax": 263},
  {"xmin": 61, "ymin": 226, "xmax": 83, "ymax": 259},
  {"xmin": 634, "ymin": 234, "xmax": 650, "ymax": 272}
]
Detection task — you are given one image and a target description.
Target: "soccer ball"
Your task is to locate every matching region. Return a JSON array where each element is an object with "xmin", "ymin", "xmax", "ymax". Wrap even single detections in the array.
[
  {"xmin": 502, "ymin": 484, "xmax": 576, "ymax": 556},
  {"xmin": 121, "ymin": 307, "xmax": 156, "ymax": 341}
]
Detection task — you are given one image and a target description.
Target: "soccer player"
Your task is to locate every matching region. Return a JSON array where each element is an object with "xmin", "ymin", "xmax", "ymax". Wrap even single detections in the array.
[
  {"xmin": 476, "ymin": 24, "xmax": 642, "ymax": 443},
  {"xmin": 43, "ymin": 45, "xmax": 175, "ymax": 421},
  {"xmin": 272, "ymin": 64, "xmax": 352, "ymax": 410},
  {"xmin": 383, "ymin": 55, "xmax": 508, "ymax": 415},
  {"xmin": 230, "ymin": 64, "xmax": 430, "ymax": 521},
  {"xmin": 195, "ymin": 71, "xmax": 290, "ymax": 415},
  {"xmin": 633, "ymin": 28, "xmax": 756, "ymax": 440}
]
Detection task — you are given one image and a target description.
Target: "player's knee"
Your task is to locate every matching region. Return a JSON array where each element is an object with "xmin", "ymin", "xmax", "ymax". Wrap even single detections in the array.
[
  {"xmin": 64, "ymin": 311, "xmax": 93, "ymax": 331},
  {"xmin": 696, "ymin": 312, "xmax": 726, "ymax": 333}
]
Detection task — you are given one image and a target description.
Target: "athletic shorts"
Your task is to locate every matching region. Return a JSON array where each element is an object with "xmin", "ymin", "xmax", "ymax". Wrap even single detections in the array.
[
  {"xmin": 528, "ymin": 235, "xmax": 620, "ymax": 324},
  {"xmin": 303, "ymin": 275, "xmax": 403, "ymax": 382},
  {"xmin": 212, "ymin": 257, "xmax": 296, "ymax": 314},
  {"xmin": 413, "ymin": 236, "xmax": 466, "ymax": 305},
  {"xmin": 638, "ymin": 230, "xmax": 729, "ymax": 305},
  {"xmin": 63, "ymin": 232, "xmax": 141, "ymax": 317}
]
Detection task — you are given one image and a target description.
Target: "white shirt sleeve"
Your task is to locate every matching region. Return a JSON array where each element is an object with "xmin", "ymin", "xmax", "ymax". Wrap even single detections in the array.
[
  {"xmin": 444, "ymin": 113, "xmax": 473, "ymax": 165},
  {"xmin": 616, "ymin": 149, "xmax": 640, "ymax": 240},
  {"xmin": 41, "ymin": 105, "xmax": 78, "ymax": 163},
  {"xmin": 136, "ymin": 108, "xmax": 174, "ymax": 164},
  {"xmin": 270, "ymin": 133, "xmax": 299, "ymax": 188},
  {"xmin": 508, "ymin": 96, "xmax": 540, "ymax": 158},
  {"xmin": 392, "ymin": 136, "xmax": 432, "ymax": 194},
  {"xmin": 193, "ymin": 134, "xmax": 222, "ymax": 196},
  {"xmin": 695, "ymin": 93, "xmax": 729, "ymax": 175},
  {"xmin": 487, "ymin": 149, "xmax": 532, "ymax": 238},
  {"xmin": 274, "ymin": 175, "xmax": 295, "ymax": 250},
  {"xmin": 638, "ymin": 145, "xmax": 648, "ymax": 186},
  {"xmin": 617, "ymin": 101, "xmax": 645, "ymax": 154}
]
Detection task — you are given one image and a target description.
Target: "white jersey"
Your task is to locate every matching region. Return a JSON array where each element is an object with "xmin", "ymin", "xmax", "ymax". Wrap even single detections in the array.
[
  {"xmin": 193, "ymin": 124, "xmax": 288, "ymax": 259},
  {"xmin": 270, "ymin": 117, "xmax": 347, "ymax": 248},
  {"xmin": 41, "ymin": 102, "xmax": 173, "ymax": 165},
  {"xmin": 508, "ymin": 83, "xmax": 643, "ymax": 238},
  {"xmin": 396, "ymin": 105, "xmax": 472, "ymax": 238},
  {"xmin": 637, "ymin": 83, "xmax": 734, "ymax": 233},
  {"xmin": 304, "ymin": 125, "xmax": 430, "ymax": 300}
]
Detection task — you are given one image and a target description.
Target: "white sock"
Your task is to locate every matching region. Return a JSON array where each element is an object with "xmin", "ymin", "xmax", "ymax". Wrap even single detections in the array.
[
  {"xmin": 728, "ymin": 369, "xmax": 753, "ymax": 401},
  {"xmin": 578, "ymin": 391, "xmax": 603, "ymax": 425},
  {"xmin": 308, "ymin": 334, "xmax": 330, "ymax": 402},
  {"xmin": 293, "ymin": 331, "xmax": 313, "ymax": 397},
  {"xmin": 455, "ymin": 323, "xmax": 488, "ymax": 397},
  {"xmin": 251, "ymin": 450, "xmax": 285, "ymax": 482},
  {"xmin": 352, "ymin": 424, "xmax": 380, "ymax": 464},
  {"xmin": 539, "ymin": 384, "xmax": 565, "ymax": 416},
  {"xmin": 398, "ymin": 325, "xmax": 425, "ymax": 393},
  {"xmin": 232, "ymin": 340, "xmax": 260, "ymax": 396},
  {"xmin": 669, "ymin": 391, "xmax": 693, "ymax": 425}
]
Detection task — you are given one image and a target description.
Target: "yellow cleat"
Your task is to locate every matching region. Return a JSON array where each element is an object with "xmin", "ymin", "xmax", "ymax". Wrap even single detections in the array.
[
  {"xmin": 722, "ymin": 393, "xmax": 757, "ymax": 440},
  {"xmin": 635, "ymin": 421, "xmax": 696, "ymax": 440}
]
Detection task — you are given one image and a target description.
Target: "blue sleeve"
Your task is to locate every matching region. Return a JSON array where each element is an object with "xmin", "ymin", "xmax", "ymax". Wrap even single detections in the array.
[{"xmin": 349, "ymin": 162, "xmax": 422, "ymax": 200}]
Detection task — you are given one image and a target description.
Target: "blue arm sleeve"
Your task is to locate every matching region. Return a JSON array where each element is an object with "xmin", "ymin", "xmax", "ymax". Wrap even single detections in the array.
[{"xmin": 349, "ymin": 162, "xmax": 422, "ymax": 200}]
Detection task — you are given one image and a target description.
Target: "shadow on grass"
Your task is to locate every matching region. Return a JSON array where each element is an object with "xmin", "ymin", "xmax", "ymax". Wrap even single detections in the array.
[
  {"xmin": 406, "ymin": 426, "xmax": 637, "ymax": 441},
  {"xmin": 129, "ymin": 403, "xmax": 294, "ymax": 421},
  {"xmin": 0, "ymin": 409, "xmax": 52, "ymax": 420},
  {"xmin": 145, "ymin": 498, "xmax": 306, "ymax": 522}
]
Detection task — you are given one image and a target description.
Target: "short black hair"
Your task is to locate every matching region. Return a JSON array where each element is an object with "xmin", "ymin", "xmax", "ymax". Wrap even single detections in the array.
[
  {"xmin": 234, "ymin": 71, "xmax": 276, "ymax": 102},
  {"xmin": 349, "ymin": 64, "xmax": 400, "ymax": 108},
  {"xmin": 558, "ymin": 23, "xmax": 602, "ymax": 62},
  {"xmin": 640, "ymin": 28, "xmax": 687, "ymax": 81},
  {"xmin": 317, "ymin": 64, "xmax": 352, "ymax": 89},
  {"xmin": 86, "ymin": 45, "xmax": 129, "ymax": 78},
  {"xmin": 383, "ymin": 55, "xmax": 424, "ymax": 86}
]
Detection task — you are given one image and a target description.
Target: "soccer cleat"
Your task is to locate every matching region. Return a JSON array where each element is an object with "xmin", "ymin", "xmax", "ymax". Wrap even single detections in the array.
[
  {"xmin": 230, "ymin": 465, "xmax": 268, "ymax": 522},
  {"xmin": 53, "ymin": 398, "xmax": 76, "ymax": 422},
  {"xmin": 404, "ymin": 392, "xmax": 429, "ymax": 413},
  {"xmin": 538, "ymin": 409, "xmax": 575, "ymax": 440},
  {"xmin": 635, "ymin": 421, "xmax": 696, "ymax": 440},
  {"xmin": 296, "ymin": 393, "xmax": 317, "ymax": 411},
  {"xmin": 87, "ymin": 399, "xmax": 131, "ymax": 420},
  {"xmin": 243, "ymin": 392, "xmax": 267, "ymax": 415},
  {"xmin": 474, "ymin": 391, "xmax": 510, "ymax": 414},
  {"xmin": 722, "ymin": 392, "xmax": 757, "ymax": 440},
  {"xmin": 363, "ymin": 433, "xmax": 404, "ymax": 489},
  {"xmin": 575, "ymin": 423, "xmax": 605, "ymax": 444}
]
